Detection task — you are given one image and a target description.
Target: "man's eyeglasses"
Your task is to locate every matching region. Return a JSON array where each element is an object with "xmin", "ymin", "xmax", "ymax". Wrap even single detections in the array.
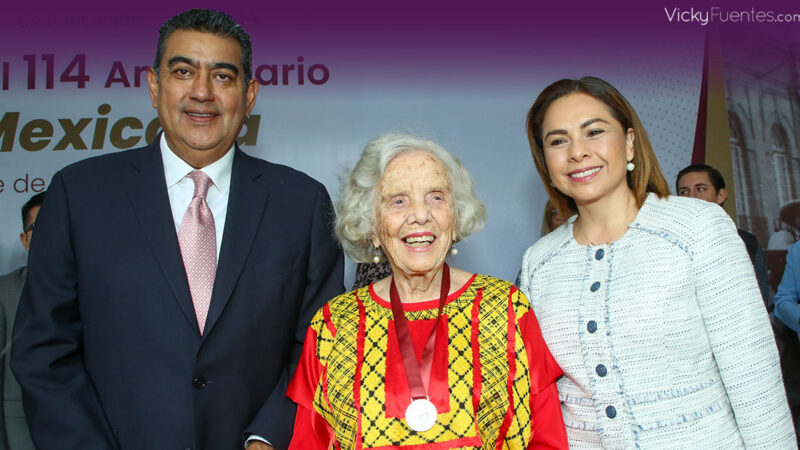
[{"xmin": 23, "ymin": 222, "xmax": 35, "ymax": 233}]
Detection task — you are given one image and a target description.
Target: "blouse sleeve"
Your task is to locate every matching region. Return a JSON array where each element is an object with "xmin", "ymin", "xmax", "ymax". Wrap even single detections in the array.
[
  {"xmin": 692, "ymin": 205, "xmax": 795, "ymax": 447},
  {"xmin": 287, "ymin": 308, "xmax": 334, "ymax": 450},
  {"xmin": 515, "ymin": 288, "xmax": 568, "ymax": 449},
  {"xmin": 528, "ymin": 383, "xmax": 568, "ymax": 449}
]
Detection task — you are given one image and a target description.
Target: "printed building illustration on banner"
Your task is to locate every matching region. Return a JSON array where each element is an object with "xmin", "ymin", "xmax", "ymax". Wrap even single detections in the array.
[{"xmin": 721, "ymin": 27, "xmax": 800, "ymax": 251}]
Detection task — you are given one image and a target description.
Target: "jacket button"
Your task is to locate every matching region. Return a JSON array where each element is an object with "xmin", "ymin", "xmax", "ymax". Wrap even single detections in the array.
[
  {"xmin": 606, "ymin": 405, "xmax": 617, "ymax": 418},
  {"xmin": 193, "ymin": 376, "xmax": 207, "ymax": 389},
  {"xmin": 596, "ymin": 364, "xmax": 607, "ymax": 377},
  {"xmin": 595, "ymin": 248, "xmax": 605, "ymax": 260},
  {"xmin": 590, "ymin": 281, "xmax": 601, "ymax": 292},
  {"xmin": 587, "ymin": 320, "xmax": 597, "ymax": 333}
]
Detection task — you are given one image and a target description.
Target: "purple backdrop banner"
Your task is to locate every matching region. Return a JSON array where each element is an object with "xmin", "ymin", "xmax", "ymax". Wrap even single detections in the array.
[{"xmin": 1, "ymin": 0, "xmax": 797, "ymax": 284}]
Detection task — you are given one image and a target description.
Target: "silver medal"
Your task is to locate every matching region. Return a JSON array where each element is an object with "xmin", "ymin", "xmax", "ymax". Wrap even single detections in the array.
[{"xmin": 405, "ymin": 398, "xmax": 437, "ymax": 432}]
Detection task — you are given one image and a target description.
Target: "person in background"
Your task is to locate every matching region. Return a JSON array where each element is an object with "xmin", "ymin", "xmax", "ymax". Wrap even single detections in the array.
[
  {"xmin": 11, "ymin": 9, "xmax": 342, "ymax": 450},
  {"xmin": 675, "ymin": 163, "xmax": 770, "ymax": 307},
  {"xmin": 351, "ymin": 261, "xmax": 392, "ymax": 290},
  {"xmin": 541, "ymin": 199, "xmax": 568, "ymax": 235},
  {"xmin": 770, "ymin": 201, "xmax": 800, "ymax": 250},
  {"xmin": 519, "ymin": 76, "xmax": 794, "ymax": 447},
  {"xmin": 774, "ymin": 240, "xmax": 800, "ymax": 435},
  {"xmin": 775, "ymin": 241, "xmax": 800, "ymax": 332},
  {"xmin": 0, "ymin": 192, "xmax": 44, "ymax": 450},
  {"xmin": 287, "ymin": 134, "xmax": 567, "ymax": 449}
]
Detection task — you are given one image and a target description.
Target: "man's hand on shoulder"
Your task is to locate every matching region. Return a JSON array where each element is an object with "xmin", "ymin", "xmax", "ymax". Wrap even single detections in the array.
[{"xmin": 246, "ymin": 442, "xmax": 274, "ymax": 450}]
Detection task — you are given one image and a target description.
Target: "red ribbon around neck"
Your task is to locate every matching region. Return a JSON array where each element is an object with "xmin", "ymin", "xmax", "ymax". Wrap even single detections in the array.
[{"xmin": 389, "ymin": 263, "xmax": 450, "ymax": 401}]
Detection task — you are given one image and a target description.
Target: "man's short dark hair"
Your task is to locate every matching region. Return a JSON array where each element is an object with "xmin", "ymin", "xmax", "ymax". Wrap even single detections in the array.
[
  {"xmin": 676, "ymin": 163, "xmax": 726, "ymax": 193},
  {"xmin": 21, "ymin": 192, "xmax": 46, "ymax": 231},
  {"xmin": 153, "ymin": 9, "xmax": 253, "ymax": 84}
]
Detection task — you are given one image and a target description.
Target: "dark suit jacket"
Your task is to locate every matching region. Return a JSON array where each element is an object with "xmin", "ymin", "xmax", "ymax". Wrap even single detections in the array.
[
  {"xmin": 0, "ymin": 267, "xmax": 33, "ymax": 450},
  {"xmin": 737, "ymin": 229, "xmax": 770, "ymax": 309},
  {"xmin": 11, "ymin": 141, "xmax": 344, "ymax": 450}
]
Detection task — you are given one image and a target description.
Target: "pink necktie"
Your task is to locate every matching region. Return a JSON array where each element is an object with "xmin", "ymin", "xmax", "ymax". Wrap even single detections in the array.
[{"xmin": 178, "ymin": 170, "xmax": 216, "ymax": 335}]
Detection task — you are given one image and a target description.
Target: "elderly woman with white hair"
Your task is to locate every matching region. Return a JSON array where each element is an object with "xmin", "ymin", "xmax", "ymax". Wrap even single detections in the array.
[{"xmin": 286, "ymin": 134, "xmax": 567, "ymax": 449}]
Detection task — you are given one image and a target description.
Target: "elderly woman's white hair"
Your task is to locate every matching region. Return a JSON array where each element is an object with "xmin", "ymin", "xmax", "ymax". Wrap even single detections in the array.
[{"xmin": 336, "ymin": 133, "xmax": 486, "ymax": 263}]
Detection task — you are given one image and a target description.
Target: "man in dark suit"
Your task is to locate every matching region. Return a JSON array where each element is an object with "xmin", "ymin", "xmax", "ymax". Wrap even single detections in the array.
[
  {"xmin": 11, "ymin": 9, "xmax": 343, "ymax": 450},
  {"xmin": 0, "ymin": 192, "xmax": 43, "ymax": 450}
]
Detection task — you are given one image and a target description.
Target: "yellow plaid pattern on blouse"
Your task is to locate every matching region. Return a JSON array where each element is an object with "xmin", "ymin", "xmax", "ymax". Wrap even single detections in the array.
[{"xmin": 309, "ymin": 275, "xmax": 535, "ymax": 449}]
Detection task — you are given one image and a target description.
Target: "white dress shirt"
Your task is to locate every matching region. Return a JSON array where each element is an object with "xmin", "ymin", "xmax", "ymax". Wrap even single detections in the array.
[{"xmin": 160, "ymin": 134, "xmax": 232, "ymax": 260}]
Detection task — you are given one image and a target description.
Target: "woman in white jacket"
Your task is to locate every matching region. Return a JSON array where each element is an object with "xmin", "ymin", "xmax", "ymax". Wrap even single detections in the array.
[{"xmin": 518, "ymin": 76, "xmax": 795, "ymax": 448}]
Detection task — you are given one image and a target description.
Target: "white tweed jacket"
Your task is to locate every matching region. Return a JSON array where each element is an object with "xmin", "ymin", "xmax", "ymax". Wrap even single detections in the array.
[{"xmin": 519, "ymin": 194, "xmax": 795, "ymax": 449}]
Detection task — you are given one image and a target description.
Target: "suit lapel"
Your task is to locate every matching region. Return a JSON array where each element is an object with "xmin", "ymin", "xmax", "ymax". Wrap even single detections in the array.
[
  {"xmin": 122, "ymin": 142, "xmax": 198, "ymax": 331},
  {"xmin": 203, "ymin": 147, "xmax": 269, "ymax": 337}
]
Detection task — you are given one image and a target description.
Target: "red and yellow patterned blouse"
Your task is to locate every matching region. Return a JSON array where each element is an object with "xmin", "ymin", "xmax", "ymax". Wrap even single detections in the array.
[{"xmin": 287, "ymin": 274, "xmax": 567, "ymax": 449}]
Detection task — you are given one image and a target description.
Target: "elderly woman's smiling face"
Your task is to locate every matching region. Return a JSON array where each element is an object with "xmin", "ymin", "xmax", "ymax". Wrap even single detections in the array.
[{"xmin": 373, "ymin": 150, "xmax": 455, "ymax": 277}]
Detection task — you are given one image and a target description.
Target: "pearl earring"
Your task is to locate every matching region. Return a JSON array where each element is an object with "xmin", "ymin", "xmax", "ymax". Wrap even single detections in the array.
[
  {"xmin": 450, "ymin": 246, "xmax": 458, "ymax": 256},
  {"xmin": 626, "ymin": 161, "xmax": 635, "ymax": 172},
  {"xmin": 372, "ymin": 247, "xmax": 381, "ymax": 264}
]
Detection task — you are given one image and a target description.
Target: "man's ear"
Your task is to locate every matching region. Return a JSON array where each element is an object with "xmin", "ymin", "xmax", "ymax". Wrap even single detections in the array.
[
  {"xmin": 20, "ymin": 232, "xmax": 30, "ymax": 252},
  {"xmin": 147, "ymin": 68, "xmax": 159, "ymax": 108},
  {"xmin": 716, "ymin": 188, "xmax": 728, "ymax": 206},
  {"xmin": 245, "ymin": 78, "xmax": 259, "ymax": 115}
]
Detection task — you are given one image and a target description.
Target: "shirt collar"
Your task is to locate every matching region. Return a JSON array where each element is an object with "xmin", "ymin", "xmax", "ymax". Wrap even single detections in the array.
[{"xmin": 160, "ymin": 134, "xmax": 234, "ymax": 195}]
